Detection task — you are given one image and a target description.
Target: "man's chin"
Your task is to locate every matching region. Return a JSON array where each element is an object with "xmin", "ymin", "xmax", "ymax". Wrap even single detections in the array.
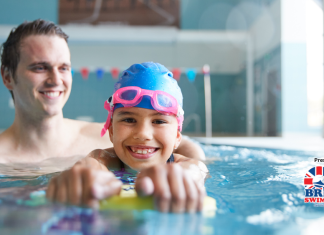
[{"xmin": 41, "ymin": 106, "xmax": 64, "ymax": 117}]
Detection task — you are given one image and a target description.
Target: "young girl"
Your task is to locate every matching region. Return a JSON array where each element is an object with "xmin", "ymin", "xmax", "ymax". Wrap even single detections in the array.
[{"xmin": 47, "ymin": 62, "xmax": 208, "ymax": 213}]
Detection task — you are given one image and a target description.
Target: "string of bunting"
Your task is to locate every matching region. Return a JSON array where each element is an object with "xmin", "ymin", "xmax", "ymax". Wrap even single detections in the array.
[{"xmin": 71, "ymin": 65, "xmax": 210, "ymax": 82}]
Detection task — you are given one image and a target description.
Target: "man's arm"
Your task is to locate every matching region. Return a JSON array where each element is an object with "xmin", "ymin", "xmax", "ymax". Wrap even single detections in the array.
[{"xmin": 174, "ymin": 137, "xmax": 205, "ymax": 161}]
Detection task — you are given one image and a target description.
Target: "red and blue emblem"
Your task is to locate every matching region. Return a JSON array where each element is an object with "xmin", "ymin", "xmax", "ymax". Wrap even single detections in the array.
[{"xmin": 304, "ymin": 166, "xmax": 324, "ymax": 189}]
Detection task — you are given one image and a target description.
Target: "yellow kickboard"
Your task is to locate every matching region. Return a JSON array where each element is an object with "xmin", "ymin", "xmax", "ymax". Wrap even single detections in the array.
[{"xmin": 100, "ymin": 185, "xmax": 217, "ymax": 212}]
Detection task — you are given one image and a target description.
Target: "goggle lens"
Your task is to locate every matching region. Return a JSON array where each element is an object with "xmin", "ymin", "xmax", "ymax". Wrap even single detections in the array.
[
  {"xmin": 119, "ymin": 89, "xmax": 138, "ymax": 101},
  {"xmin": 157, "ymin": 94, "xmax": 173, "ymax": 108}
]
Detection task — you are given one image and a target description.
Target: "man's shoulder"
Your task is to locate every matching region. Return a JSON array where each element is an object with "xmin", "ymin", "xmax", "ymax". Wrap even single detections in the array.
[
  {"xmin": 64, "ymin": 118, "xmax": 112, "ymax": 149},
  {"xmin": 64, "ymin": 118, "xmax": 104, "ymax": 136},
  {"xmin": 0, "ymin": 128, "xmax": 15, "ymax": 163}
]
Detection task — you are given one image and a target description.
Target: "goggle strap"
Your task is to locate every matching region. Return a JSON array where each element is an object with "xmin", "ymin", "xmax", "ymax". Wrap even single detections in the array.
[
  {"xmin": 101, "ymin": 100, "xmax": 113, "ymax": 137},
  {"xmin": 177, "ymin": 106, "xmax": 184, "ymax": 117},
  {"xmin": 177, "ymin": 115, "xmax": 184, "ymax": 132},
  {"xmin": 101, "ymin": 127, "xmax": 107, "ymax": 137},
  {"xmin": 108, "ymin": 96, "xmax": 115, "ymax": 110}
]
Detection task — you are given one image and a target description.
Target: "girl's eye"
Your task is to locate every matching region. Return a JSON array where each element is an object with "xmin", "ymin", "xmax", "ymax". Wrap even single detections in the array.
[
  {"xmin": 153, "ymin": 119, "xmax": 167, "ymax": 124},
  {"xmin": 123, "ymin": 118, "xmax": 136, "ymax": 123}
]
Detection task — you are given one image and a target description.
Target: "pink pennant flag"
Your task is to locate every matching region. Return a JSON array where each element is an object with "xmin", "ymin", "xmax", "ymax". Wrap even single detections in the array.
[
  {"xmin": 80, "ymin": 67, "xmax": 89, "ymax": 80},
  {"xmin": 111, "ymin": 67, "xmax": 120, "ymax": 79},
  {"xmin": 172, "ymin": 68, "xmax": 181, "ymax": 81}
]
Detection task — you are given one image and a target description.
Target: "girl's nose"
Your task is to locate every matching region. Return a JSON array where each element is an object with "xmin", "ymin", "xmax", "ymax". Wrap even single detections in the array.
[{"xmin": 132, "ymin": 121, "xmax": 153, "ymax": 141}]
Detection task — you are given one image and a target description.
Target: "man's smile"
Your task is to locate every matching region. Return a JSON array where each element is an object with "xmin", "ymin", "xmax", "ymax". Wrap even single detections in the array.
[{"xmin": 39, "ymin": 90, "xmax": 63, "ymax": 99}]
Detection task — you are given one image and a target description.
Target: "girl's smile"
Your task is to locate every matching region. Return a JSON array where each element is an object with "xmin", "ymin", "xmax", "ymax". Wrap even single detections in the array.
[{"xmin": 127, "ymin": 145, "xmax": 159, "ymax": 159}]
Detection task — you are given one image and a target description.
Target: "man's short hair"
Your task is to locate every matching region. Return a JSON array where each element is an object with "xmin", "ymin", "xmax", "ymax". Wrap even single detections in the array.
[{"xmin": 0, "ymin": 19, "xmax": 69, "ymax": 99}]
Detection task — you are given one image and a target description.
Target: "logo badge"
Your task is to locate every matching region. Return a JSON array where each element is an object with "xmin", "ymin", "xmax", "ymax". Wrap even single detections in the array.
[{"xmin": 304, "ymin": 166, "xmax": 324, "ymax": 203}]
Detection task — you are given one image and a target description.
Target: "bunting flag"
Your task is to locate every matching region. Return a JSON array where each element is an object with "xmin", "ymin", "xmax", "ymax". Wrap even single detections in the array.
[
  {"xmin": 96, "ymin": 68, "xmax": 105, "ymax": 80},
  {"xmin": 186, "ymin": 69, "xmax": 197, "ymax": 83},
  {"xmin": 80, "ymin": 67, "xmax": 89, "ymax": 80},
  {"xmin": 171, "ymin": 68, "xmax": 181, "ymax": 81},
  {"xmin": 202, "ymin": 64, "xmax": 210, "ymax": 75},
  {"xmin": 111, "ymin": 67, "xmax": 120, "ymax": 79},
  {"xmin": 75, "ymin": 66, "xmax": 207, "ymax": 82}
]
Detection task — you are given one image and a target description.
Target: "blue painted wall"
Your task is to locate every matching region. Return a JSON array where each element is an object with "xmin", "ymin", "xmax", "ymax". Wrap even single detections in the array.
[
  {"xmin": 63, "ymin": 72, "xmax": 115, "ymax": 123},
  {"xmin": 0, "ymin": 84, "xmax": 15, "ymax": 128},
  {"xmin": 0, "ymin": 0, "xmax": 58, "ymax": 24},
  {"xmin": 179, "ymin": 73, "xmax": 247, "ymax": 135},
  {"xmin": 254, "ymin": 46, "xmax": 282, "ymax": 136}
]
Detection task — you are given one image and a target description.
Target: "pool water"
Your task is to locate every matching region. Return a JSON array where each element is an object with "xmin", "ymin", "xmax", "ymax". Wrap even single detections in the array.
[{"xmin": 0, "ymin": 144, "xmax": 323, "ymax": 235}]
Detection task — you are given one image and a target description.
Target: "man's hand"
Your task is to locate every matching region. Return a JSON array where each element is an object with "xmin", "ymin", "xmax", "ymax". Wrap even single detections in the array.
[
  {"xmin": 46, "ymin": 157, "xmax": 122, "ymax": 208},
  {"xmin": 135, "ymin": 163, "xmax": 206, "ymax": 213}
]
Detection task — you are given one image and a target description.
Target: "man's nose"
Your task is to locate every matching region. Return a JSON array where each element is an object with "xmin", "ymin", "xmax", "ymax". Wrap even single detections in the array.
[
  {"xmin": 133, "ymin": 121, "xmax": 153, "ymax": 141},
  {"xmin": 47, "ymin": 68, "xmax": 63, "ymax": 85}
]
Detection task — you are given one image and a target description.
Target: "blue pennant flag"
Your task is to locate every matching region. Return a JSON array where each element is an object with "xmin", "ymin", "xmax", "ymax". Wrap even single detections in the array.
[
  {"xmin": 96, "ymin": 68, "xmax": 105, "ymax": 80},
  {"xmin": 186, "ymin": 69, "xmax": 197, "ymax": 83}
]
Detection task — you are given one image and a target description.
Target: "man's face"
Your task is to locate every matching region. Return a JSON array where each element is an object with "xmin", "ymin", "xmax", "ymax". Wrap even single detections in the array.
[{"xmin": 11, "ymin": 35, "xmax": 72, "ymax": 118}]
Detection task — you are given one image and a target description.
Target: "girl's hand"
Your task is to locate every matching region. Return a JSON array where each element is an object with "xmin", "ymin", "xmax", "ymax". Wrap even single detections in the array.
[
  {"xmin": 46, "ymin": 157, "xmax": 122, "ymax": 208},
  {"xmin": 135, "ymin": 163, "xmax": 206, "ymax": 213}
]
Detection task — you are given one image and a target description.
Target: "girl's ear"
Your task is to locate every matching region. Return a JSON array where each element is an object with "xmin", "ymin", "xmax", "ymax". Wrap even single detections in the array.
[
  {"xmin": 174, "ymin": 131, "xmax": 182, "ymax": 149},
  {"xmin": 108, "ymin": 124, "xmax": 114, "ymax": 143}
]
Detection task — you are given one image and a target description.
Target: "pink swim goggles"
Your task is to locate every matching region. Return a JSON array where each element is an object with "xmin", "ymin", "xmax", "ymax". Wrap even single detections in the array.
[{"xmin": 101, "ymin": 86, "xmax": 184, "ymax": 137}]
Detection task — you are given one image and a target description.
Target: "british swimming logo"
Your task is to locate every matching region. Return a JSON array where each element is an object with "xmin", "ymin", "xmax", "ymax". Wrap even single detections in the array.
[{"xmin": 304, "ymin": 166, "xmax": 324, "ymax": 203}]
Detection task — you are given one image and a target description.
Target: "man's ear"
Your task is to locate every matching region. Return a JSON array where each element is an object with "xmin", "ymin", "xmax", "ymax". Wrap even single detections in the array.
[
  {"xmin": 1, "ymin": 67, "xmax": 14, "ymax": 90},
  {"xmin": 175, "ymin": 131, "xmax": 182, "ymax": 149}
]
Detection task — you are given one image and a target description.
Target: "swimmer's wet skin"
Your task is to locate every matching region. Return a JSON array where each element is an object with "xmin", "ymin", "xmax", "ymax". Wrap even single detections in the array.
[{"xmin": 46, "ymin": 62, "xmax": 208, "ymax": 213}]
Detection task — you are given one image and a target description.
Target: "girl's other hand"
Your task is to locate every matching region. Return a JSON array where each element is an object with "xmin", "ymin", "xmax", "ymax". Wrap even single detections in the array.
[{"xmin": 135, "ymin": 163, "xmax": 206, "ymax": 213}]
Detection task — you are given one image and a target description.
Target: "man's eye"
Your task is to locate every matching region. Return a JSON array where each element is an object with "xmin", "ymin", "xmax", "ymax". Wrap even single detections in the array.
[
  {"xmin": 153, "ymin": 119, "xmax": 167, "ymax": 124},
  {"xmin": 123, "ymin": 118, "xmax": 136, "ymax": 123},
  {"xmin": 60, "ymin": 67, "xmax": 69, "ymax": 71},
  {"xmin": 34, "ymin": 66, "xmax": 45, "ymax": 71}
]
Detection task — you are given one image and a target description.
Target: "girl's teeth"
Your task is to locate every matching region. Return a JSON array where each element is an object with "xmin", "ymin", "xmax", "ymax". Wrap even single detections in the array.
[{"xmin": 131, "ymin": 148, "xmax": 155, "ymax": 154}]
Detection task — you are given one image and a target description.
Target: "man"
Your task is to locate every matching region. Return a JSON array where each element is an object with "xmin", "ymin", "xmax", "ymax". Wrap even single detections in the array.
[{"xmin": 0, "ymin": 19, "xmax": 205, "ymax": 164}]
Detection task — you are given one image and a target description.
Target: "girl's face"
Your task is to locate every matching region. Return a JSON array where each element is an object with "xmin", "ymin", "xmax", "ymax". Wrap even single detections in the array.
[{"xmin": 109, "ymin": 107, "xmax": 182, "ymax": 171}]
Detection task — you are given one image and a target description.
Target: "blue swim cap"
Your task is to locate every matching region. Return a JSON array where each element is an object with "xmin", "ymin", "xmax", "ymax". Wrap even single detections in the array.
[
  {"xmin": 101, "ymin": 62, "xmax": 184, "ymax": 136},
  {"xmin": 114, "ymin": 62, "xmax": 183, "ymax": 110}
]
